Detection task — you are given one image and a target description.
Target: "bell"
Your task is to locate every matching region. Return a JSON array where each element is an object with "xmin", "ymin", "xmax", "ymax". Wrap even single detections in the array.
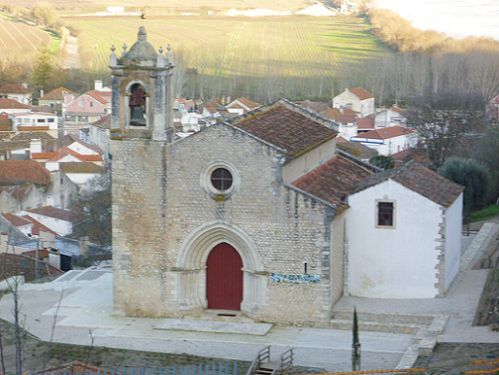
[{"xmin": 130, "ymin": 106, "xmax": 146, "ymax": 126}]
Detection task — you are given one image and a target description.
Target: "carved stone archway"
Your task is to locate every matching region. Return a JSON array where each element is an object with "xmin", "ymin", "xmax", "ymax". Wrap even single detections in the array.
[{"xmin": 175, "ymin": 221, "xmax": 266, "ymax": 316}]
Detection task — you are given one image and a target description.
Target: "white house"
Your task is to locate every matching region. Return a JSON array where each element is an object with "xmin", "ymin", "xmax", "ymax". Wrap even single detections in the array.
[
  {"xmin": 180, "ymin": 112, "xmax": 202, "ymax": 133},
  {"xmin": 11, "ymin": 112, "xmax": 58, "ymax": 136},
  {"xmin": 321, "ymin": 107, "xmax": 358, "ymax": 139},
  {"xmin": 88, "ymin": 116, "xmax": 111, "ymax": 159},
  {"xmin": 59, "ymin": 162, "xmax": 104, "ymax": 186},
  {"xmin": 0, "ymin": 83, "xmax": 32, "ymax": 105},
  {"xmin": 374, "ymin": 106, "xmax": 407, "ymax": 128},
  {"xmin": 333, "ymin": 87, "xmax": 375, "ymax": 117},
  {"xmin": 346, "ymin": 162, "xmax": 463, "ymax": 298},
  {"xmin": 0, "ymin": 98, "xmax": 31, "ymax": 114},
  {"xmin": 21, "ymin": 206, "xmax": 75, "ymax": 236},
  {"xmin": 225, "ymin": 97, "xmax": 261, "ymax": 116},
  {"xmin": 350, "ymin": 126, "xmax": 417, "ymax": 155}
]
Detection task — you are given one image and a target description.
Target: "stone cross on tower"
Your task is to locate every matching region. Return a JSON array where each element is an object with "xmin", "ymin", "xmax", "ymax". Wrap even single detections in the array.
[{"xmin": 109, "ymin": 26, "xmax": 175, "ymax": 142}]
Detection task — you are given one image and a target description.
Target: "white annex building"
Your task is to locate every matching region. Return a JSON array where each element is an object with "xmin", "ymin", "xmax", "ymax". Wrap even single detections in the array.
[{"xmin": 111, "ymin": 28, "xmax": 464, "ymax": 325}]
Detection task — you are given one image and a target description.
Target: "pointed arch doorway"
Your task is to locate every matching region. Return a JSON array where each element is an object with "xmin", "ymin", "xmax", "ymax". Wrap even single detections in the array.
[{"xmin": 206, "ymin": 242, "xmax": 243, "ymax": 310}]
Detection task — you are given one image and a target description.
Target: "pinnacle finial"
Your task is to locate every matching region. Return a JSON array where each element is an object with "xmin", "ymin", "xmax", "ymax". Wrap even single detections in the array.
[
  {"xmin": 158, "ymin": 46, "xmax": 164, "ymax": 55},
  {"xmin": 122, "ymin": 43, "xmax": 128, "ymax": 52},
  {"xmin": 138, "ymin": 26, "xmax": 147, "ymax": 42},
  {"xmin": 111, "ymin": 45, "xmax": 116, "ymax": 53}
]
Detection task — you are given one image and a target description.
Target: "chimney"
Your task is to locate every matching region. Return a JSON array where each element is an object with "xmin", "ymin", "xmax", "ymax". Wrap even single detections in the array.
[
  {"xmin": 40, "ymin": 89, "xmax": 44, "ymax": 98},
  {"xmin": 94, "ymin": 80, "xmax": 103, "ymax": 91},
  {"xmin": 30, "ymin": 138, "xmax": 42, "ymax": 154},
  {"xmin": 226, "ymin": 96, "xmax": 231, "ymax": 105}
]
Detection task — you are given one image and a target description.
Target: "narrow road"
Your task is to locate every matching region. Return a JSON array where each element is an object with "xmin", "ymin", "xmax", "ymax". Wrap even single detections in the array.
[{"xmin": 63, "ymin": 32, "xmax": 81, "ymax": 69}]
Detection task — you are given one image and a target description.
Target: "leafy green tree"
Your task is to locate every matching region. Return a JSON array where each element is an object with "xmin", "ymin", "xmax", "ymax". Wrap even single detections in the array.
[
  {"xmin": 369, "ymin": 155, "xmax": 395, "ymax": 170},
  {"xmin": 32, "ymin": 48, "xmax": 54, "ymax": 90},
  {"xmin": 438, "ymin": 157, "xmax": 490, "ymax": 215}
]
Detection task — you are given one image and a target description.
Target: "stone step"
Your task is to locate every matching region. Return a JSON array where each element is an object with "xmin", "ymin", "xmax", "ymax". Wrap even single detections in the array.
[
  {"xmin": 329, "ymin": 319, "xmax": 420, "ymax": 334},
  {"xmin": 332, "ymin": 311, "xmax": 433, "ymax": 325}
]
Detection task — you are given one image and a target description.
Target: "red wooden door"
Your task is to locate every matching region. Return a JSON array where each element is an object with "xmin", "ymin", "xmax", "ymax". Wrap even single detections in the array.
[{"xmin": 206, "ymin": 243, "xmax": 243, "ymax": 310}]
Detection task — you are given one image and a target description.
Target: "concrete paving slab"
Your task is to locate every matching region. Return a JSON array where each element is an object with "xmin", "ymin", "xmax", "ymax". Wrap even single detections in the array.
[
  {"xmin": 153, "ymin": 319, "xmax": 273, "ymax": 335},
  {"xmin": 0, "ymin": 272, "xmax": 412, "ymax": 372}
]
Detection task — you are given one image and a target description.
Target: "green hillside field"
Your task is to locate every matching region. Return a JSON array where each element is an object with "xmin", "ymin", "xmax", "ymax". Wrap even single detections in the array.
[{"xmin": 66, "ymin": 15, "xmax": 388, "ymax": 79}]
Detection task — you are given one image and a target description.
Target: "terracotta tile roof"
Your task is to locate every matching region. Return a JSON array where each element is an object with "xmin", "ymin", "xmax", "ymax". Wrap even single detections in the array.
[
  {"xmin": 0, "ymin": 98, "xmax": 31, "ymax": 109},
  {"xmin": 321, "ymin": 108, "xmax": 357, "ymax": 124},
  {"xmin": 0, "ymin": 83, "xmax": 31, "ymax": 94},
  {"xmin": 294, "ymin": 100, "xmax": 330, "ymax": 113},
  {"xmin": 31, "ymin": 151, "xmax": 57, "ymax": 159},
  {"xmin": 232, "ymin": 101, "xmax": 338, "ymax": 157},
  {"xmin": 70, "ymin": 138, "xmax": 103, "ymax": 154},
  {"xmin": 90, "ymin": 115, "xmax": 111, "ymax": 129},
  {"xmin": 350, "ymin": 87, "xmax": 374, "ymax": 100},
  {"xmin": 390, "ymin": 105, "xmax": 406, "ymax": 115},
  {"xmin": 356, "ymin": 126, "xmax": 414, "ymax": 140},
  {"xmin": 27, "ymin": 206, "xmax": 75, "ymax": 222},
  {"xmin": 200, "ymin": 98, "xmax": 223, "ymax": 114},
  {"xmin": 21, "ymin": 215, "xmax": 58, "ymax": 235},
  {"xmin": 11, "ymin": 131, "xmax": 56, "ymax": 142},
  {"xmin": 0, "ymin": 139, "xmax": 29, "ymax": 152},
  {"xmin": 292, "ymin": 155, "xmax": 373, "ymax": 207},
  {"xmin": 337, "ymin": 140, "xmax": 378, "ymax": 160},
  {"xmin": 86, "ymin": 90, "xmax": 110, "ymax": 105},
  {"xmin": 21, "ymin": 248, "xmax": 50, "ymax": 259},
  {"xmin": 60, "ymin": 162, "xmax": 104, "ymax": 174},
  {"xmin": 40, "ymin": 87, "xmax": 74, "ymax": 101},
  {"xmin": 2, "ymin": 212, "xmax": 32, "ymax": 226},
  {"xmin": 356, "ymin": 115, "xmax": 375, "ymax": 130},
  {"xmin": 228, "ymin": 97, "xmax": 260, "ymax": 110},
  {"xmin": 48, "ymin": 147, "xmax": 102, "ymax": 162},
  {"xmin": 355, "ymin": 162, "xmax": 464, "ymax": 207},
  {"xmin": 391, "ymin": 148, "xmax": 429, "ymax": 165},
  {"xmin": 0, "ymin": 160, "xmax": 50, "ymax": 185}
]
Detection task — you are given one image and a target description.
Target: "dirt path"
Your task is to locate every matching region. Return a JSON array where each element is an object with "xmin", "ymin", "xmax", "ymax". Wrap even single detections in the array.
[{"xmin": 62, "ymin": 28, "xmax": 81, "ymax": 69}]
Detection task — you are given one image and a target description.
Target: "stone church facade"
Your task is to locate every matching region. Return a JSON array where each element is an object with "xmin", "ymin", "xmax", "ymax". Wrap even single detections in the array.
[{"xmin": 111, "ymin": 28, "xmax": 464, "ymax": 325}]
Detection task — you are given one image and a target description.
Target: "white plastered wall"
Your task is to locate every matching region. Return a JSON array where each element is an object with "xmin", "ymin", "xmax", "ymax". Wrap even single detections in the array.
[{"xmin": 346, "ymin": 179, "xmax": 443, "ymax": 298}]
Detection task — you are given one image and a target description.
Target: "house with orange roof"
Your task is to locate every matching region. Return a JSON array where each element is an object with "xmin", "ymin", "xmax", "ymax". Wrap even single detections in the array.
[
  {"xmin": 226, "ymin": 97, "xmax": 261, "ymax": 115},
  {"xmin": 374, "ymin": 105, "xmax": 407, "ymax": 128},
  {"xmin": 38, "ymin": 86, "xmax": 75, "ymax": 113},
  {"xmin": 333, "ymin": 87, "xmax": 375, "ymax": 117},
  {"xmin": 10, "ymin": 112, "xmax": 58, "ymax": 136},
  {"xmin": 63, "ymin": 80, "xmax": 111, "ymax": 136},
  {"xmin": 350, "ymin": 125, "xmax": 417, "ymax": 156},
  {"xmin": 0, "ymin": 83, "xmax": 32, "ymax": 105},
  {"xmin": 0, "ymin": 160, "xmax": 51, "ymax": 211},
  {"xmin": 0, "ymin": 98, "xmax": 32, "ymax": 114}
]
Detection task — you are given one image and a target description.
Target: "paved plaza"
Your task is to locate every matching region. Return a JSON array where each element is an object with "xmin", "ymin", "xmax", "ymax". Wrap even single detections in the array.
[{"xmin": 0, "ymin": 225, "xmax": 497, "ymax": 371}]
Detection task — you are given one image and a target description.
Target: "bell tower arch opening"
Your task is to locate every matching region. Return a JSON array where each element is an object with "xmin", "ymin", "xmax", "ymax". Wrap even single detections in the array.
[{"xmin": 129, "ymin": 82, "xmax": 147, "ymax": 126}]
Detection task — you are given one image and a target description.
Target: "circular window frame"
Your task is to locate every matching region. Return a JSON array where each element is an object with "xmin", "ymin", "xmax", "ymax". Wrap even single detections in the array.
[{"xmin": 201, "ymin": 161, "xmax": 240, "ymax": 201}]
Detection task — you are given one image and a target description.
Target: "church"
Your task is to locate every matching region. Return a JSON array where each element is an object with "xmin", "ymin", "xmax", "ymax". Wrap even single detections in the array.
[{"xmin": 110, "ymin": 27, "xmax": 464, "ymax": 325}]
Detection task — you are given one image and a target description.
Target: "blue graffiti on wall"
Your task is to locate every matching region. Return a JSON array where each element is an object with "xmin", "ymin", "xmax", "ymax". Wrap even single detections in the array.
[{"xmin": 270, "ymin": 273, "xmax": 320, "ymax": 284}]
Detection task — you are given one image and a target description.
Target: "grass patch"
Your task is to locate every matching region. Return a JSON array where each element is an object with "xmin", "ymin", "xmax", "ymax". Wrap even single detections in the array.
[
  {"xmin": 471, "ymin": 204, "xmax": 499, "ymax": 222},
  {"xmin": 63, "ymin": 14, "xmax": 390, "ymax": 75}
]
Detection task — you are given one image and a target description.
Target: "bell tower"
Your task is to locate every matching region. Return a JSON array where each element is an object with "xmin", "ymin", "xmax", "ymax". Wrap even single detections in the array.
[
  {"xmin": 110, "ymin": 27, "xmax": 175, "ymax": 316},
  {"xmin": 109, "ymin": 26, "xmax": 175, "ymax": 141}
]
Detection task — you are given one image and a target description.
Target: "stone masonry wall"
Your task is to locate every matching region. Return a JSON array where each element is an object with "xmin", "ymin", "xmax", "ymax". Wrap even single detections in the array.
[{"xmin": 112, "ymin": 125, "xmax": 338, "ymax": 325}]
